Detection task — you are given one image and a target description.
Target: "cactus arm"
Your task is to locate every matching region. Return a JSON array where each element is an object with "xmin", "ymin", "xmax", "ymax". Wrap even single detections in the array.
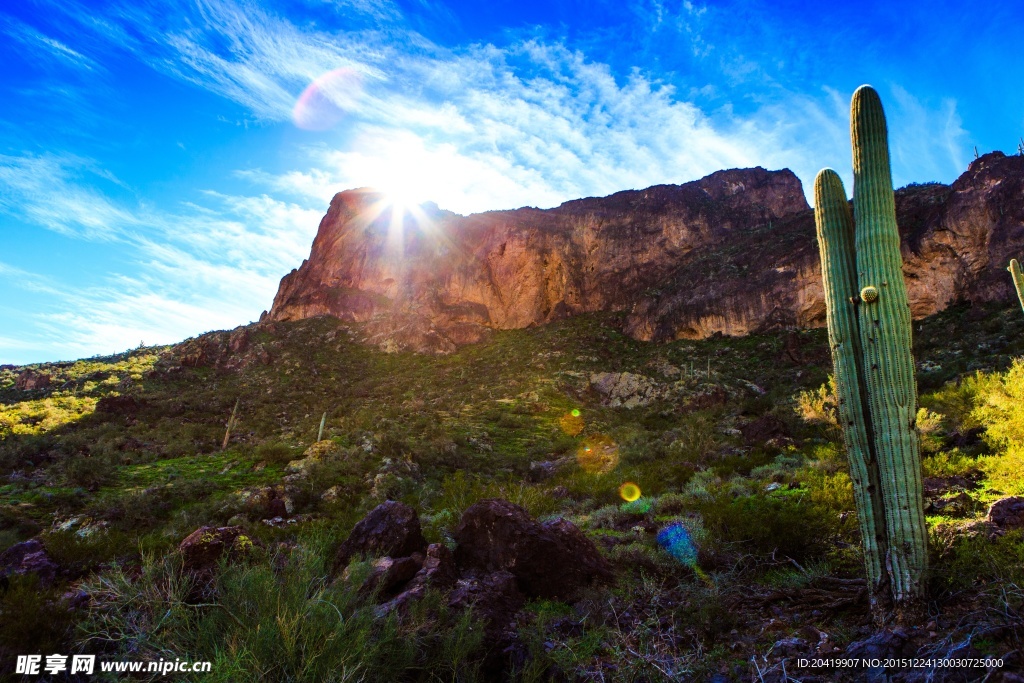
[
  {"xmin": 850, "ymin": 85, "xmax": 928, "ymax": 608},
  {"xmin": 814, "ymin": 169, "xmax": 889, "ymax": 611},
  {"xmin": 1010, "ymin": 259, "xmax": 1024, "ymax": 313}
]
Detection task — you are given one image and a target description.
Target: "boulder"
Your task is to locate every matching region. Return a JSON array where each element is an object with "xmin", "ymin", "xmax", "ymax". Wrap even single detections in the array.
[
  {"xmin": 448, "ymin": 570, "xmax": 525, "ymax": 633},
  {"xmin": 740, "ymin": 414, "xmax": 790, "ymax": 445},
  {"xmin": 988, "ymin": 496, "xmax": 1024, "ymax": 529},
  {"xmin": 332, "ymin": 501, "xmax": 427, "ymax": 574},
  {"xmin": 589, "ymin": 372, "xmax": 665, "ymax": 408},
  {"xmin": 376, "ymin": 543, "xmax": 459, "ymax": 616},
  {"xmin": 844, "ymin": 627, "xmax": 910, "ymax": 660},
  {"xmin": 286, "ymin": 440, "xmax": 338, "ymax": 474},
  {"xmin": 0, "ymin": 539, "xmax": 58, "ymax": 587},
  {"xmin": 178, "ymin": 526, "xmax": 250, "ymax": 572},
  {"xmin": 345, "ymin": 556, "xmax": 423, "ymax": 599},
  {"xmin": 453, "ymin": 499, "xmax": 613, "ymax": 601}
]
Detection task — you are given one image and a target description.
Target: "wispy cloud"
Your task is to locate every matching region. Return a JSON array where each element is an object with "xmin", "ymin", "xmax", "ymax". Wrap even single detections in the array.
[
  {"xmin": 0, "ymin": 152, "xmax": 320, "ymax": 363},
  {"xmin": 0, "ymin": 15, "xmax": 101, "ymax": 71},
  {"xmin": 887, "ymin": 84, "xmax": 968, "ymax": 185},
  {"xmin": 0, "ymin": 153, "xmax": 134, "ymax": 240},
  {"xmin": 1, "ymin": 0, "xmax": 981, "ymax": 363}
]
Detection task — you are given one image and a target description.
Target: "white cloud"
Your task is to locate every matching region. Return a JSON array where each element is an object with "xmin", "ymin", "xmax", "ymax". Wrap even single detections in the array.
[
  {"xmin": 2, "ymin": 0, "xmax": 978, "ymax": 362},
  {"xmin": 0, "ymin": 153, "xmax": 320, "ymax": 363},
  {"xmin": 887, "ymin": 84, "xmax": 967, "ymax": 186},
  {"xmin": 0, "ymin": 154, "xmax": 135, "ymax": 240},
  {"xmin": 0, "ymin": 16, "xmax": 101, "ymax": 71}
]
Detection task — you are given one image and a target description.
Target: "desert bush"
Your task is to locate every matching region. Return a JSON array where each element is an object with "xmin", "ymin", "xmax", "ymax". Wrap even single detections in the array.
[
  {"xmin": 665, "ymin": 413, "xmax": 719, "ymax": 463},
  {"xmin": 42, "ymin": 529, "xmax": 132, "ymax": 573},
  {"xmin": 253, "ymin": 441, "xmax": 300, "ymax": 465},
  {"xmin": 922, "ymin": 448, "xmax": 978, "ymax": 478},
  {"xmin": 432, "ymin": 470, "xmax": 560, "ymax": 520},
  {"xmin": 794, "ymin": 377, "xmax": 842, "ymax": 442},
  {"xmin": 971, "ymin": 358, "xmax": 1024, "ymax": 449},
  {"xmin": 980, "ymin": 442, "xmax": 1024, "ymax": 496},
  {"xmin": 61, "ymin": 453, "xmax": 117, "ymax": 490},
  {"xmin": 933, "ymin": 529, "xmax": 1024, "ymax": 592},
  {"xmin": 695, "ymin": 492, "xmax": 839, "ymax": 563}
]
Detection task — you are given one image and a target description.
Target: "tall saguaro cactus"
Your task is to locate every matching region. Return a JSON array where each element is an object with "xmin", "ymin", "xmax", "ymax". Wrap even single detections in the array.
[
  {"xmin": 1010, "ymin": 259, "xmax": 1024, "ymax": 314},
  {"xmin": 814, "ymin": 85, "xmax": 928, "ymax": 622}
]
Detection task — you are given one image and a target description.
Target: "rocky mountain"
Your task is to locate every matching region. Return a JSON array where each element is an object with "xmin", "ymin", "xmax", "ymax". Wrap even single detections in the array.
[{"xmin": 265, "ymin": 152, "xmax": 1024, "ymax": 353}]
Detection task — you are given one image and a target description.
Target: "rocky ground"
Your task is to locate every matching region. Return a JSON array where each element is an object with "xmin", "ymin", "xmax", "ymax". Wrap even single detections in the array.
[{"xmin": 1, "ymin": 300, "xmax": 1024, "ymax": 681}]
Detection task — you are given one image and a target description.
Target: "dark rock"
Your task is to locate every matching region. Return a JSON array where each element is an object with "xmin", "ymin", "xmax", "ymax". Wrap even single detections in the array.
[
  {"xmin": 988, "ymin": 496, "xmax": 1024, "ymax": 529},
  {"xmin": 15, "ymin": 369, "xmax": 51, "ymax": 391},
  {"xmin": 266, "ymin": 497, "xmax": 288, "ymax": 520},
  {"xmin": 448, "ymin": 570, "xmax": 525, "ymax": 633},
  {"xmin": 450, "ymin": 570, "xmax": 527, "ymax": 676},
  {"xmin": 453, "ymin": 499, "xmax": 613, "ymax": 601},
  {"xmin": 0, "ymin": 539, "xmax": 58, "ymax": 587},
  {"xmin": 348, "ymin": 556, "xmax": 422, "ymax": 599},
  {"xmin": 413, "ymin": 543, "xmax": 458, "ymax": 590},
  {"xmin": 332, "ymin": 501, "xmax": 427, "ymax": 574},
  {"xmin": 61, "ymin": 588, "xmax": 91, "ymax": 610},
  {"xmin": 178, "ymin": 526, "xmax": 248, "ymax": 572},
  {"xmin": 376, "ymin": 543, "xmax": 459, "ymax": 616},
  {"xmin": 772, "ymin": 637, "xmax": 810, "ymax": 657},
  {"xmin": 527, "ymin": 456, "xmax": 573, "ymax": 482},
  {"xmin": 845, "ymin": 627, "xmax": 910, "ymax": 660},
  {"xmin": 740, "ymin": 414, "xmax": 790, "ymax": 445}
]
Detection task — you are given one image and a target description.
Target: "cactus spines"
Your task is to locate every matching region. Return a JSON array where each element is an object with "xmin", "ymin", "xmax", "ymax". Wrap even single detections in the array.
[
  {"xmin": 851, "ymin": 85, "xmax": 927, "ymax": 611},
  {"xmin": 814, "ymin": 168, "xmax": 889, "ymax": 612},
  {"xmin": 1010, "ymin": 259, "xmax": 1024, "ymax": 313},
  {"xmin": 814, "ymin": 85, "xmax": 928, "ymax": 622}
]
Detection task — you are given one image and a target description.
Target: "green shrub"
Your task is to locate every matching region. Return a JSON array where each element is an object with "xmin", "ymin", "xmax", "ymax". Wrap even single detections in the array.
[
  {"xmin": 253, "ymin": 441, "xmax": 300, "ymax": 465},
  {"xmin": 42, "ymin": 529, "xmax": 133, "ymax": 572},
  {"xmin": 934, "ymin": 529, "xmax": 1024, "ymax": 591},
  {"xmin": 971, "ymin": 358, "xmax": 1024, "ymax": 449},
  {"xmin": 61, "ymin": 453, "xmax": 117, "ymax": 490},
  {"xmin": 922, "ymin": 448, "xmax": 978, "ymax": 478},
  {"xmin": 695, "ymin": 492, "xmax": 839, "ymax": 563}
]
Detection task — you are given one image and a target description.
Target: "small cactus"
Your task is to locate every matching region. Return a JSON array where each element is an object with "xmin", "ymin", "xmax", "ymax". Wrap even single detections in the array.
[
  {"xmin": 1010, "ymin": 259, "xmax": 1024, "ymax": 313},
  {"xmin": 814, "ymin": 85, "xmax": 928, "ymax": 622}
]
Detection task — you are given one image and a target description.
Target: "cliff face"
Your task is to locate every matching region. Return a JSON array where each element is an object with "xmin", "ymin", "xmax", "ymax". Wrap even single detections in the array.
[{"xmin": 266, "ymin": 153, "xmax": 1024, "ymax": 353}]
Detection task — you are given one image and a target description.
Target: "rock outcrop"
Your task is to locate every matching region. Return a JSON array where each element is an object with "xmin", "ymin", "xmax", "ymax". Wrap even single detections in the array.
[
  {"xmin": 332, "ymin": 500, "xmax": 427, "ymax": 573},
  {"xmin": 265, "ymin": 154, "xmax": 1024, "ymax": 353},
  {"xmin": 0, "ymin": 538, "xmax": 58, "ymax": 587}
]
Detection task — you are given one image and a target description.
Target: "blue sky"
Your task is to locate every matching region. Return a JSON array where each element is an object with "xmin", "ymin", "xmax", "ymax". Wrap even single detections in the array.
[{"xmin": 1, "ymin": 0, "xmax": 1020, "ymax": 364}]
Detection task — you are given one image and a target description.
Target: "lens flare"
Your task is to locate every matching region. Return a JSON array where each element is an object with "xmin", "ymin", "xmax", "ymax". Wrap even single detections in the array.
[
  {"xmin": 292, "ymin": 68, "xmax": 362, "ymax": 131},
  {"xmin": 657, "ymin": 522, "xmax": 711, "ymax": 584},
  {"xmin": 619, "ymin": 482, "xmax": 641, "ymax": 502},
  {"xmin": 571, "ymin": 409, "xmax": 581, "ymax": 417},
  {"xmin": 558, "ymin": 411, "xmax": 585, "ymax": 436},
  {"xmin": 576, "ymin": 434, "xmax": 619, "ymax": 474}
]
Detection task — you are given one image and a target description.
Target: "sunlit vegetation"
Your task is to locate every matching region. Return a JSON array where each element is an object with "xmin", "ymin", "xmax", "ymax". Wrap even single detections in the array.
[{"xmin": 0, "ymin": 301, "xmax": 1022, "ymax": 679}]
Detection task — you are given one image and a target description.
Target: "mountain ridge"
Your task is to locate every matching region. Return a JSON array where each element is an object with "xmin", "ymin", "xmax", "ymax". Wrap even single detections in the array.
[{"xmin": 265, "ymin": 152, "xmax": 1024, "ymax": 353}]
